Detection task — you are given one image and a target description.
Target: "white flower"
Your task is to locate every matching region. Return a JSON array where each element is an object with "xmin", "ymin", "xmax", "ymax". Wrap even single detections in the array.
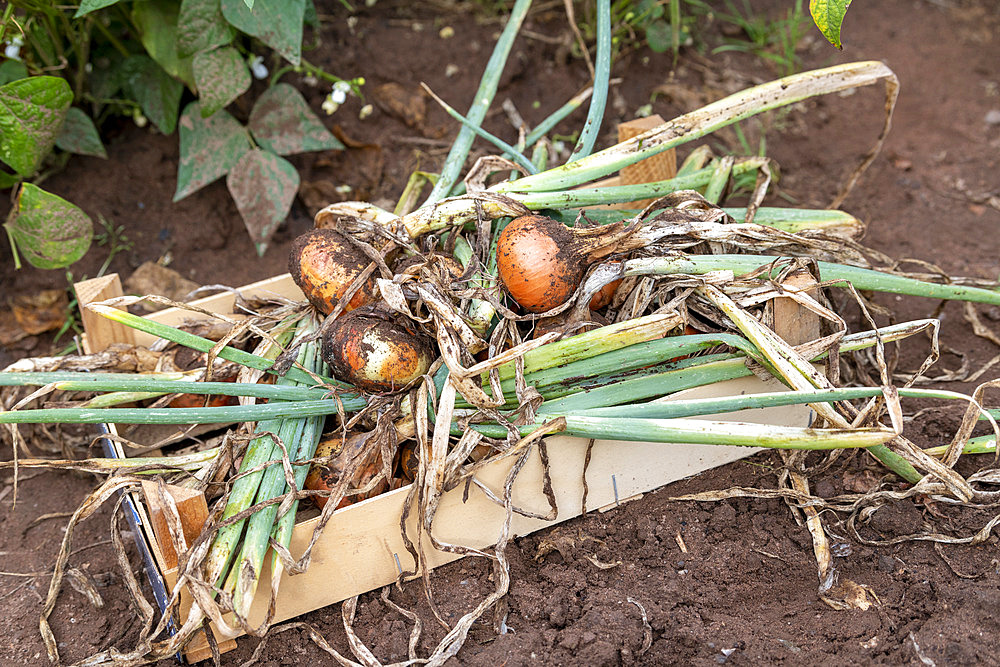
[
  {"xmin": 4, "ymin": 35, "xmax": 23, "ymax": 62},
  {"xmin": 321, "ymin": 96, "xmax": 340, "ymax": 115},
  {"xmin": 322, "ymin": 82, "xmax": 351, "ymax": 115},
  {"xmin": 248, "ymin": 55, "xmax": 268, "ymax": 80},
  {"xmin": 358, "ymin": 103, "xmax": 374, "ymax": 120}
]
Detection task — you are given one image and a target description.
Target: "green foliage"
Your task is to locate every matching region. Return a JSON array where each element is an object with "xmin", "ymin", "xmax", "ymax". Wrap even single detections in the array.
[
  {"xmin": 810, "ymin": 0, "xmax": 852, "ymax": 49},
  {"xmin": 4, "ymin": 183, "xmax": 93, "ymax": 270},
  {"xmin": 708, "ymin": 0, "xmax": 812, "ymax": 76},
  {"xmin": 175, "ymin": 89, "xmax": 342, "ymax": 252},
  {"xmin": 174, "ymin": 103, "xmax": 253, "ymax": 201},
  {"xmin": 1, "ymin": 0, "xmax": 358, "ymax": 268},
  {"xmin": 55, "ymin": 107, "xmax": 108, "ymax": 158},
  {"xmin": 220, "ymin": 0, "xmax": 306, "ymax": 66},
  {"xmin": 0, "ymin": 76, "xmax": 73, "ymax": 176},
  {"xmin": 226, "ymin": 149, "xmax": 300, "ymax": 254},
  {"xmin": 193, "ymin": 46, "xmax": 251, "ymax": 117},
  {"xmin": 247, "ymin": 83, "xmax": 344, "ymax": 155}
]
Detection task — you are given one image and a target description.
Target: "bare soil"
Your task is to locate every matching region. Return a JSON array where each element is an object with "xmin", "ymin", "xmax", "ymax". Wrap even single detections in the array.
[{"xmin": 3, "ymin": 1, "xmax": 1000, "ymax": 665}]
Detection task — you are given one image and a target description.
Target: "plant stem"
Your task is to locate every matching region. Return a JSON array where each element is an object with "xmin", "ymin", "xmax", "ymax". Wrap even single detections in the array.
[
  {"xmin": 567, "ymin": 0, "xmax": 610, "ymax": 162},
  {"xmin": 424, "ymin": 0, "xmax": 533, "ymax": 204}
]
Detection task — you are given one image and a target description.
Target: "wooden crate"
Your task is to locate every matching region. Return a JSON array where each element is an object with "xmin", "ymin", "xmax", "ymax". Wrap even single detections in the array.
[
  {"xmin": 74, "ymin": 127, "xmax": 814, "ymax": 660},
  {"xmin": 76, "ymin": 270, "xmax": 815, "ymax": 663}
]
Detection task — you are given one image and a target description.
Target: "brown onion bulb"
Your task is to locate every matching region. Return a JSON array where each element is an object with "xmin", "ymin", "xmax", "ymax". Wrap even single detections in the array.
[
  {"xmin": 497, "ymin": 214, "xmax": 634, "ymax": 313},
  {"xmin": 321, "ymin": 308, "xmax": 435, "ymax": 392},
  {"xmin": 588, "ymin": 262, "xmax": 622, "ymax": 310},
  {"xmin": 305, "ymin": 431, "xmax": 387, "ymax": 509},
  {"xmin": 288, "ymin": 228, "xmax": 375, "ymax": 315}
]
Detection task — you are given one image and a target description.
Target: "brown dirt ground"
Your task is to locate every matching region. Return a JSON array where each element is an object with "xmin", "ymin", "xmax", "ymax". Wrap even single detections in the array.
[{"xmin": 3, "ymin": 0, "xmax": 1000, "ymax": 665}]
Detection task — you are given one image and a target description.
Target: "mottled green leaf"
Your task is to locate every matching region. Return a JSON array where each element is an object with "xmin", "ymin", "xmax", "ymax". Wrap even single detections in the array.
[
  {"xmin": 177, "ymin": 0, "xmax": 236, "ymax": 58},
  {"xmin": 0, "ymin": 60, "xmax": 28, "ymax": 86},
  {"xmin": 73, "ymin": 0, "xmax": 122, "ymax": 18},
  {"xmin": 174, "ymin": 101, "xmax": 253, "ymax": 201},
  {"xmin": 55, "ymin": 108, "xmax": 108, "ymax": 158},
  {"xmin": 193, "ymin": 46, "xmax": 251, "ymax": 117},
  {"xmin": 810, "ymin": 0, "xmax": 853, "ymax": 49},
  {"xmin": 220, "ymin": 0, "xmax": 305, "ymax": 66},
  {"xmin": 644, "ymin": 20, "xmax": 673, "ymax": 53},
  {"xmin": 248, "ymin": 83, "xmax": 343, "ymax": 155},
  {"xmin": 88, "ymin": 50, "xmax": 126, "ymax": 100},
  {"xmin": 120, "ymin": 56, "xmax": 184, "ymax": 135},
  {"xmin": 4, "ymin": 183, "xmax": 93, "ymax": 269},
  {"xmin": 0, "ymin": 76, "xmax": 72, "ymax": 176},
  {"xmin": 133, "ymin": 0, "xmax": 196, "ymax": 87},
  {"xmin": 226, "ymin": 149, "xmax": 298, "ymax": 254},
  {"xmin": 0, "ymin": 170, "xmax": 19, "ymax": 189}
]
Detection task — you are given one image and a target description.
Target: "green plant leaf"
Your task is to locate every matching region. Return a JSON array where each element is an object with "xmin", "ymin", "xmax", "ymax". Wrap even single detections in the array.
[
  {"xmin": 0, "ymin": 170, "xmax": 20, "ymax": 189},
  {"xmin": 220, "ymin": 0, "xmax": 305, "ymax": 66},
  {"xmin": 193, "ymin": 46, "xmax": 251, "ymax": 117},
  {"xmin": 73, "ymin": 0, "xmax": 122, "ymax": 18},
  {"xmin": 0, "ymin": 76, "xmax": 73, "ymax": 176},
  {"xmin": 226, "ymin": 149, "xmax": 299, "ymax": 254},
  {"xmin": 810, "ymin": 0, "xmax": 853, "ymax": 49},
  {"xmin": 644, "ymin": 19, "xmax": 673, "ymax": 53},
  {"xmin": 174, "ymin": 101, "xmax": 253, "ymax": 201},
  {"xmin": 0, "ymin": 60, "xmax": 28, "ymax": 86},
  {"xmin": 4, "ymin": 183, "xmax": 93, "ymax": 269},
  {"xmin": 247, "ymin": 83, "xmax": 343, "ymax": 155},
  {"xmin": 89, "ymin": 51, "xmax": 126, "ymax": 100},
  {"xmin": 133, "ymin": 0, "xmax": 196, "ymax": 87},
  {"xmin": 177, "ymin": 0, "xmax": 237, "ymax": 58},
  {"xmin": 120, "ymin": 56, "xmax": 184, "ymax": 135},
  {"xmin": 54, "ymin": 108, "xmax": 108, "ymax": 159}
]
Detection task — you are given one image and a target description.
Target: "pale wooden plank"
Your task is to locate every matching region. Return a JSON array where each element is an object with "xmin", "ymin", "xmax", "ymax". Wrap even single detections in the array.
[
  {"xmin": 75, "ymin": 274, "xmax": 134, "ymax": 354},
  {"xmin": 140, "ymin": 482, "xmax": 208, "ymax": 571},
  {"xmin": 134, "ymin": 273, "xmax": 305, "ymax": 348},
  {"xmin": 772, "ymin": 270, "xmax": 822, "ymax": 346},
  {"xmin": 615, "ymin": 114, "xmax": 677, "ymax": 210},
  {"xmin": 216, "ymin": 374, "xmax": 809, "ymax": 635}
]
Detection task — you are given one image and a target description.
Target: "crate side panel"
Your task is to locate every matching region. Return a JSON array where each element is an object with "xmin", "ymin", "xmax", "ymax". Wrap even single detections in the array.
[{"xmin": 234, "ymin": 373, "xmax": 810, "ymax": 628}]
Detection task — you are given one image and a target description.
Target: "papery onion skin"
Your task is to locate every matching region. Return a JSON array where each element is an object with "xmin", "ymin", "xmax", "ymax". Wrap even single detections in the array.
[
  {"xmin": 588, "ymin": 266, "xmax": 622, "ymax": 310},
  {"xmin": 305, "ymin": 431, "xmax": 387, "ymax": 509},
  {"xmin": 321, "ymin": 310, "xmax": 435, "ymax": 392},
  {"xmin": 497, "ymin": 215, "xmax": 585, "ymax": 313},
  {"xmin": 289, "ymin": 228, "xmax": 374, "ymax": 315}
]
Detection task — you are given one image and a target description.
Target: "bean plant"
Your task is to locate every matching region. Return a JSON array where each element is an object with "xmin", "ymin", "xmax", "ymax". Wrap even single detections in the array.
[{"xmin": 0, "ymin": 0, "xmax": 360, "ymax": 270}]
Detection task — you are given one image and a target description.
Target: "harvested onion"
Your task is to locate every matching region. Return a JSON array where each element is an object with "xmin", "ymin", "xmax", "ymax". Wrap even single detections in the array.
[
  {"xmin": 305, "ymin": 431, "xmax": 387, "ymax": 509},
  {"xmin": 321, "ymin": 308, "xmax": 435, "ymax": 392},
  {"xmin": 497, "ymin": 214, "xmax": 634, "ymax": 313},
  {"xmin": 288, "ymin": 228, "xmax": 375, "ymax": 315}
]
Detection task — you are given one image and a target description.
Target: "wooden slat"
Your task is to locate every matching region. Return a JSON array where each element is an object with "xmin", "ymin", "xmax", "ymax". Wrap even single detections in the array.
[
  {"xmin": 618, "ymin": 115, "xmax": 677, "ymax": 193},
  {"xmin": 771, "ymin": 270, "xmax": 822, "ymax": 346},
  {"xmin": 140, "ymin": 482, "xmax": 209, "ymax": 571},
  {"xmin": 75, "ymin": 275, "xmax": 134, "ymax": 354},
  {"xmin": 126, "ymin": 273, "xmax": 305, "ymax": 348},
  {"xmin": 163, "ymin": 374, "xmax": 808, "ymax": 653}
]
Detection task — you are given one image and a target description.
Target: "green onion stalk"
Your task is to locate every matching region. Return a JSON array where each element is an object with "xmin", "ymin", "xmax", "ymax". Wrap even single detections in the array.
[
  {"xmin": 229, "ymin": 339, "xmax": 327, "ymax": 620},
  {"xmin": 618, "ymin": 255, "xmax": 1000, "ymax": 307},
  {"xmin": 202, "ymin": 316, "xmax": 324, "ymax": 593}
]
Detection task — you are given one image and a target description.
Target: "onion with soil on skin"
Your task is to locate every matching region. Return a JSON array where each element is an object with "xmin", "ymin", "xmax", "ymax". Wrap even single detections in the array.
[
  {"xmin": 305, "ymin": 431, "xmax": 388, "ymax": 509},
  {"xmin": 496, "ymin": 214, "xmax": 636, "ymax": 313},
  {"xmin": 321, "ymin": 307, "xmax": 436, "ymax": 393},
  {"xmin": 288, "ymin": 228, "xmax": 376, "ymax": 315}
]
